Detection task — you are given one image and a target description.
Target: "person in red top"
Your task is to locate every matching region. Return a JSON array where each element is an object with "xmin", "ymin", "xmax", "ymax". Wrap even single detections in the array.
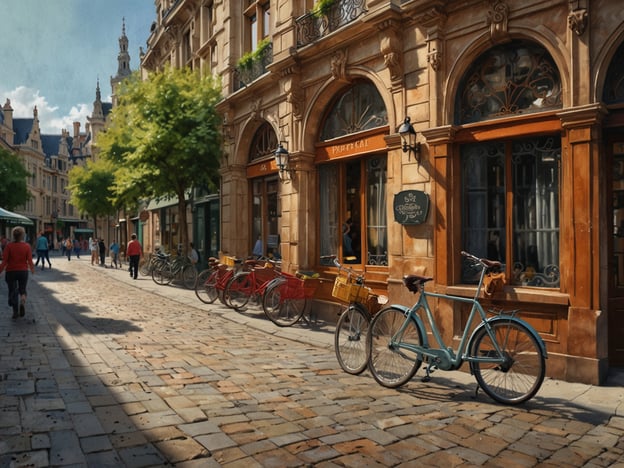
[
  {"xmin": 0, "ymin": 226, "xmax": 35, "ymax": 319},
  {"xmin": 126, "ymin": 233, "xmax": 143, "ymax": 280}
]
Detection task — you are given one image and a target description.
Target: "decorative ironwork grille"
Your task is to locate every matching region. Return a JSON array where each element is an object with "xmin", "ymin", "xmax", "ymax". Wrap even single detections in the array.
[
  {"xmin": 320, "ymin": 81, "xmax": 387, "ymax": 141},
  {"xmin": 233, "ymin": 42, "xmax": 273, "ymax": 91},
  {"xmin": 456, "ymin": 41, "xmax": 562, "ymax": 124},
  {"xmin": 295, "ymin": 0, "xmax": 366, "ymax": 48}
]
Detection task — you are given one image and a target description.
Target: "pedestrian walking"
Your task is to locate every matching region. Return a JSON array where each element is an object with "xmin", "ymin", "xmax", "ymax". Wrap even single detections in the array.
[
  {"xmin": 65, "ymin": 237, "xmax": 73, "ymax": 261},
  {"xmin": 109, "ymin": 240, "xmax": 120, "ymax": 268},
  {"xmin": 126, "ymin": 234, "xmax": 142, "ymax": 280},
  {"xmin": 73, "ymin": 238, "xmax": 81, "ymax": 259},
  {"xmin": 0, "ymin": 226, "xmax": 35, "ymax": 319},
  {"xmin": 89, "ymin": 237, "xmax": 98, "ymax": 265},
  {"xmin": 98, "ymin": 239, "xmax": 106, "ymax": 266},
  {"xmin": 189, "ymin": 242, "xmax": 199, "ymax": 269},
  {"xmin": 34, "ymin": 232, "xmax": 52, "ymax": 270}
]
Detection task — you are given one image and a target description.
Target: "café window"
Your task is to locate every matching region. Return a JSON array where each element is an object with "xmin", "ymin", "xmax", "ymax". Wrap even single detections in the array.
[
  {"xmin": 461, "ymin": 137, "xmax": 560, "ymax": 287},
  {"xmin": 319, "ymin": 156, "xmax": 387, "ymax": 266},
  {"xmin": 457, "ymin": 40, "xmax": 562, "ymax": 288},
  {"xmin": 455, "ymin": 40, "xmax": 562, "ymax": 124}
]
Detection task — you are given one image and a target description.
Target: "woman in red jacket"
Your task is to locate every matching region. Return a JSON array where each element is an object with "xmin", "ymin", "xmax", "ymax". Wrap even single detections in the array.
[{"xmin": 0, "ymin": 226, "xmax": 35, "ymax": 319}]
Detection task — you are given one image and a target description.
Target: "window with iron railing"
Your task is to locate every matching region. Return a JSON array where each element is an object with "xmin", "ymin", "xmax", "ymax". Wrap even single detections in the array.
[{"xmin": 296, "ymin": 0, "xmax": 366, "ymax": 48}]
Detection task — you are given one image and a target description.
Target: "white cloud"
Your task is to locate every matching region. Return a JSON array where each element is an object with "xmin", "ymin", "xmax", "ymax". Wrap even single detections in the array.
[{"xmin": 2, "ymin": 86, "xmax": 91, "ymax": 135}]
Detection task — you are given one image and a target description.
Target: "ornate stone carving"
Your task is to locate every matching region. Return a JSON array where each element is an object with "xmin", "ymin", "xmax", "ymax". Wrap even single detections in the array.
[
  {"xmin": 568, "ymin": 5, "xmax": 588, "ymax": 36},
  {"xmin": 487, "ymin": 0, "xmax": 511, "ymax": 44},
  {"xmin": 330, "ymin": 49, "xmax": 349, "ymax": 83},
  {"xmin": 379, "ymin": 26, "xmax": 403, "ymax": 85}
]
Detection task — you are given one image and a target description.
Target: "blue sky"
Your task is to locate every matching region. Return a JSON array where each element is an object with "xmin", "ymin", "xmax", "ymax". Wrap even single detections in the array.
[{"xmin": 0, "ymin": 0, "xmax": 155, "ymax": 134}]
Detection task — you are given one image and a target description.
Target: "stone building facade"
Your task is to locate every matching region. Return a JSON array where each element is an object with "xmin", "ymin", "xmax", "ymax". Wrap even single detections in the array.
[{"xmin": 140, "ymin": 0, "xmax": 624, "ymax": 385}]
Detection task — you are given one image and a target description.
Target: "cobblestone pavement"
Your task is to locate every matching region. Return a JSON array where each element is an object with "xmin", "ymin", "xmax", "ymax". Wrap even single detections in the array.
[{"xmin": 1, "ymin": 254, "xmax": 624, "ymax": 467}]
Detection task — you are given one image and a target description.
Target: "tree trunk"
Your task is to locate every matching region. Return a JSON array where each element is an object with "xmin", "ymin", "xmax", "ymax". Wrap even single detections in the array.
[{"xmin": 177, "ymin": 193, "xmax": 188, "ymax": 257}]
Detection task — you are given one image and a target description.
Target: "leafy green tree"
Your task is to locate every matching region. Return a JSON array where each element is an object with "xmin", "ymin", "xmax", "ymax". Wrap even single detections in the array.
[
  {"xmin": 67, "ymin": 159, "xmax": 117, "ymax": 238},
  {"xmin": 96, "ymin": 67, "xmax": 222, "ymax": 250},
  {"xmin": 0, "ymin": 147, "xmax": 31, "ymax": 210}
]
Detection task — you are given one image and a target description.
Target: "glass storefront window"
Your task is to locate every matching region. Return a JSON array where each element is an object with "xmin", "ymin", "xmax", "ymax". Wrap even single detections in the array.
[
  {"xmin": 461, "ymin": 137, "xmax": 560, "ymax": 287},
  {"xmin": 320, "ymin": 156, "xmax": 387, "ymax": 266}
]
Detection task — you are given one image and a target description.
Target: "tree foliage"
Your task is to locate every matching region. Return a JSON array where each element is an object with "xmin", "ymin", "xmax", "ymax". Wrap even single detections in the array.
[
  {"xmin": 0, "ymin": 147, "xmax": 31, "ymax": 210},
  {"xmin": 67, "ymin": 159, "xmax": 117, "ymax": 237},
  {"xmin": 96, "ymin": 67, "xmax": 223, "ymax": 249}
]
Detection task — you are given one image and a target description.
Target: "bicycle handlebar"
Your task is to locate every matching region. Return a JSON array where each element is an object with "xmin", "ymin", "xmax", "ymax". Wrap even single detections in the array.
[{"xmin": 461, "ymin": 251, "xmax": 503, "ymax": 271}]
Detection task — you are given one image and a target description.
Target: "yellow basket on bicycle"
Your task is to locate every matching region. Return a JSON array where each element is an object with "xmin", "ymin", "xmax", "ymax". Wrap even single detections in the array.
[
  {"xmin": 220, "ymin": 255, "xmax": 236, "ymax": 267},
  {"xmin": 332, "ymin": 275, "xmax": 370, "ymax": 303}
]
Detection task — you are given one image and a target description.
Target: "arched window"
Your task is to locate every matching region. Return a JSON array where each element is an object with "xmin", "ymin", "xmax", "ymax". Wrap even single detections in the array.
[
  {"xmin": 248, "ymin": 121, "xmax": 277, "ymax": 162},
  {"xmin": 318, "ymin": 81, "xmax": 388, "ymax": 266},
  {"xmin": 603, "ymin": 41, "xmax": 624, "ymax": 104},
  {"xmin": 455, "ymin": 40, "xmax": 562, "ymax": 124},
  {"xmin": 320, "ymin": 81, "xmax": 387, "ymax": 140},
  {"xmin": 456, "ymin": 41, "xmax": 561, "ymax": 288}
]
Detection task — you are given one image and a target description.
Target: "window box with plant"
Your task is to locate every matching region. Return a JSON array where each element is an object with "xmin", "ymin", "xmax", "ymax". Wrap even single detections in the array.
[
  {"xmin": 237, "ymin": 38, "xmax": 272, "ymax": 71},
  {"xmin": 311, "ymin": 0, "xmax": 336, "ymax": 18}
]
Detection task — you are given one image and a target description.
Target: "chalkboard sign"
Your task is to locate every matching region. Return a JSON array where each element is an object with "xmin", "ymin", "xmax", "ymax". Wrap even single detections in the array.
[{"xmin": 393, "ymin": 190, "xmax": 430, "ymax": 225}]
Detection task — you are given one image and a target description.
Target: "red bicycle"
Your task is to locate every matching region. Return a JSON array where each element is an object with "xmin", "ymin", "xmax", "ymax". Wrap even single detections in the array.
[
  {"xmin": 223, "ymin": 259, "xmax": 280, "ymax": 310},
  {"xmin": 261, "ymin": 270, "xmax": 320, "ymax": 327},
  {"xmin": 195, "ymin": 255, "xmax": 242, "ymax": 305}
]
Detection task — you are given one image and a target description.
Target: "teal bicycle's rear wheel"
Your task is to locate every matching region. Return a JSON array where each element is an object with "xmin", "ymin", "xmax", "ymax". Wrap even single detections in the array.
[
  {"xmin": 368, "ymin": 306, "xmax": 423, "ymax": 388},
  {"xmin": 334, "ymin": 304, "xmax": 371, "ymax": 374},
  {"xmin": 469, "ymin": 320, "xmax": 546, "ymax": 405}
]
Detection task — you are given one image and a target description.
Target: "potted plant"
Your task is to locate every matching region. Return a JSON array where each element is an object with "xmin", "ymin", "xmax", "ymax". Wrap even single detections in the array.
[
  {"xmin": 237, "ymin": 38, "xmax": 271, "ymax": 71},
  {"xmin": 311, "ymin": 0, "xmax": 335, "ymax": 18}
]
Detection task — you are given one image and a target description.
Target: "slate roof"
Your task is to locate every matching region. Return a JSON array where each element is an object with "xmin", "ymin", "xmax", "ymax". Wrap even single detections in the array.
[{"xmin": 12, "ymin": 118, "xmax": 34, "ymax": 145}]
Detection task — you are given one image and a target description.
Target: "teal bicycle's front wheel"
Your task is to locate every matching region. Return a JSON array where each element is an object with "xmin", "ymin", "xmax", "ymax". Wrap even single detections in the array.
[
  {"xmin": 334, "ymin": 303, "xmax": 371, "ymax": 375},
  {"xmin": 368, "ymin": 306, "xmax": 423, "ymax": 388},
  {"xmin": 469, "ymin": 320, "xmax": 546, "ymax": 405}
]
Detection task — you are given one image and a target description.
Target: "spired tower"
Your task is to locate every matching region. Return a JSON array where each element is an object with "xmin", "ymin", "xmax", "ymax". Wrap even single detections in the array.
[{"xmin": 110, "ymin": 18, "xmax": 132, "ymax": 107}]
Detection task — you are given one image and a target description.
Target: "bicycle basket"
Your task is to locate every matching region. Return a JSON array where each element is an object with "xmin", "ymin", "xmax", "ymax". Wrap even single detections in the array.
[
  {"xmin": 220, "ymin": 255, "xmax": 236, "ymax": 267},
  {"xmin": 332, "ymin": 275, "xmax": 370, "ymax": 303}
]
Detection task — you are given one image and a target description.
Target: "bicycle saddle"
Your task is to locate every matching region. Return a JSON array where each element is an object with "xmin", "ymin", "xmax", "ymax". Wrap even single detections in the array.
[{"xmin": 403, "ymin": 275, "xmax": 433, "ymax": 293}]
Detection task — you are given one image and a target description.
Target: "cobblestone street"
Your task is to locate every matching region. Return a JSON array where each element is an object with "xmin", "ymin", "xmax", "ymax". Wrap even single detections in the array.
[{"xmin": 1, "ymin": 254, "xmax": 624, "ymax": 467}]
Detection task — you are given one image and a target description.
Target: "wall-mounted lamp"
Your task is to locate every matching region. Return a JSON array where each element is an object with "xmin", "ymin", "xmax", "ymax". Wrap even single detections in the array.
[
  {"xmin": 274, "ymin": 143, "xmax": 291, "ymax": 180},
  {"xmin": 398, "ymin": 116, "xmax": 421, "ymax": 162}
]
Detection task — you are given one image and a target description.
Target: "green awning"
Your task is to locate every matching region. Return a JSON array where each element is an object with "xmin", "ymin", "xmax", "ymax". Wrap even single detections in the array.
[{"xmin": 0, "ymin": 207, "xmax": 34, "ymax": 226}]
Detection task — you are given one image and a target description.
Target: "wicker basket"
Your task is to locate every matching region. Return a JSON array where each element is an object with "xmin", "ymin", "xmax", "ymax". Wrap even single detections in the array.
[
  {"xmin": 332, "ymin": 275, "xmax": 370, "ymax": 303},
  {"xmin": 220, "ymin": 255, "xmax": 236, "ymax": 267}
]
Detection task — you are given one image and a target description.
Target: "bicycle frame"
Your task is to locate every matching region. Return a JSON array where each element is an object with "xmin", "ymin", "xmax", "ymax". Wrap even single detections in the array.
[{"xmin": 389, "ymin": 262, "xmax": 547, "ymax": 374}]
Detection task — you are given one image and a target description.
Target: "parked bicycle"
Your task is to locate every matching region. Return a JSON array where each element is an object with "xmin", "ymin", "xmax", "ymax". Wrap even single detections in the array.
[
  {"xmin": 139, "ymin": 249, "xmax": 166, "ymax": 277},
  {"xmin": 261, "ymin": 266, "xmax": 320, "ymax": 327},
  {"xmin": 195, "ymin": 255, "xmax": 242, "ymax": 305},
  {"xmin": 152, "ymin": 253, "xmax": 197, "ymax": 289},
  {"xmin": 323, "ymin": 255, "xmax": 386, "ymax": 375},
  {"xmin": 367, "ymin": 251, "xmax": 547, "ymax": 405},
  {"xmin": 223, "ymin": 259, "xmax": 280, "ymax": 310}
]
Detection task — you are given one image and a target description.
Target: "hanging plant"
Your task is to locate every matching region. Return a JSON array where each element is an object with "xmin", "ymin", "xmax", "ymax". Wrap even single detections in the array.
[
  {"xmin": 311, "ymin": 0, "xmax": 335, "ymax": 18},
  {"xmin": 237, "ymin": 38, "xmax": 271, "ymax": 70}
]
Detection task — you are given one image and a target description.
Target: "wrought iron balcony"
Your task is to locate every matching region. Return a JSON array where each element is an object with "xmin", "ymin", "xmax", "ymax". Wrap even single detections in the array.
[
  {"xmin": 296, "ymin": 0, "xmax": 367, "ymax": 48},
  {"xmin": 233, "ymin": 42, "xmax": 273, "ymax": 91}
]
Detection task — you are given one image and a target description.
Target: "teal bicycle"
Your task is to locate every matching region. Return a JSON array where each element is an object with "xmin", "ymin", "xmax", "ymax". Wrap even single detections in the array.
[{"xmin": 367, "ymin": 251, "xmax": 547, "ymax": 405}]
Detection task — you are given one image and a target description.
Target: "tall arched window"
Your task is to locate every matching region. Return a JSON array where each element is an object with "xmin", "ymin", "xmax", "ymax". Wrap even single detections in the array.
[
  {"xmin": 318, "ymin": 81, "xmax": 388, "ymax": 266},
  {"xmin": 457, "ymin": 41, "xmax": 562, "ymax": 288}
]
